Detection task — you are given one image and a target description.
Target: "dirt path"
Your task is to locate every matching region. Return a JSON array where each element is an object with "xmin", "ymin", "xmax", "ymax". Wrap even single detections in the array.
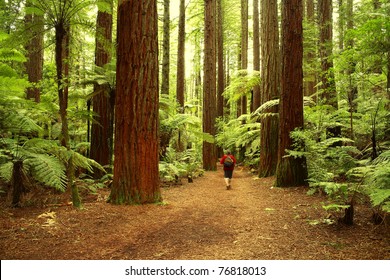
[{"xmin": 0, "ymin": 165, "xmax": 389, "ymax": 259}]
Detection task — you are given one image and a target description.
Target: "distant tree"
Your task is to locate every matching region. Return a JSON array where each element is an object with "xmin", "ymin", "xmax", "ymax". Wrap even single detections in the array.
[
  {"xmin": 176, "ymin": 0, "xmax": 186, "ymax": 110},
  {"xmin": 318, "ymin": 0, "xmax": 341, "ymax": 139},
  {"xmin": 217, "ymin": 0, "xmax": 225, "ymax": 119},
  {"xmin": 252, "ymin": 0, "xmax": 260, "ymax": 111},
  {"xmin": 110, "ymin": 0, "xmax": 161, "ymax": 204},
  {"xmin": 24, "ymin": 0, "xmax": 43, "ymax": 103},
  {"xmin": 90, "ymin": 0, "xmax": 114, "ymax": 179},
  {"xmin": 203, "ymin": 0, "xmax": 217, "ymax": 170},
  {"xmin": 275, "ymin": 0, "xmax": 308, "ymax": 187},
  {"xmin": 239, "ymin": 0, "xmax": 248, "ymax": 115},
  {"xmin": 161, "ymin": 0, "xmax": 170, "ymax": 96}
]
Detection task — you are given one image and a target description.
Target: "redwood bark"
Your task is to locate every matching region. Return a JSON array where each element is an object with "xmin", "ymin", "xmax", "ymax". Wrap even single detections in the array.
[
  {"xmin": 203, "ymin": 0, "xmax": 217, "ymax": 171},
  {"xmin": 90, "ymin": 0, "xmax": 114, "ymax": 178},
  {"xmin": 24, "ymin": 0, "xmax": 43, "ymax": 103},
  {"xmin": 217, "ymin": 0, "xmax": 225, "ymax": 119},
  {"xmin": 259, "ymin": 0, "xmax": 280, "ymax": 177},
  {"xmin": 275, "ymin": 0, "xmax": 308, "ymax": 187},
  {"xmin": 160, "ymin": 0, "xmax": 170, "ymax": 96},
  {"xmin": 252, "ymin": 0, "xmax": 260, "ymax": 111},
  {"xmin": 111, "ymin": 0, "xmax": 161, "ymax": 204},
  {"xmin": 176, "ymin": 0, "xmax": 185, "ymax": 109}
]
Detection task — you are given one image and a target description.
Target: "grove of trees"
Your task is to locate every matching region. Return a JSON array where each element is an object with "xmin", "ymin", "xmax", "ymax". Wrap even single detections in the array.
[{"xmin": 0, "ymin": 0, "xmax": 389, "ymax": 225}]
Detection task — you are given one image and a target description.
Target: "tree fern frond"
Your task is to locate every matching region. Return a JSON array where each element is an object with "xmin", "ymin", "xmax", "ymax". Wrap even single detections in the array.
[
  {"xmin": 0, "ymin": 161, "xmax": 13, "ymax": 182},
  {"xmin": 24, "ymin": 154, "xmax": 67, "ymax": 191},
  {"xmin": 70, "ymin": 150, "xmax": 105, "ymax": 174}
]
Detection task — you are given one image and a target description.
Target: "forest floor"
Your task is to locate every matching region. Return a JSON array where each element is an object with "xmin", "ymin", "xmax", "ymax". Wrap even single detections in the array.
[{"xmin": 0, "ymin": 165, "xmax": 389, "ymax": 260}]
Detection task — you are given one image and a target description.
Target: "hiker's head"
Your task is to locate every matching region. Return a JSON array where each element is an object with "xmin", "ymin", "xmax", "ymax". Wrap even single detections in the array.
[{"xmin": 226, "ymin": 149, "xmax": 231, "ymax": 155}]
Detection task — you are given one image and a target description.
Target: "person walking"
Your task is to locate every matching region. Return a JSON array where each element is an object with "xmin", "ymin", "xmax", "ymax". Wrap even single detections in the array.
[{"xmin": 220, "ymin": 150, "xmax": 236, "ymax": 190}]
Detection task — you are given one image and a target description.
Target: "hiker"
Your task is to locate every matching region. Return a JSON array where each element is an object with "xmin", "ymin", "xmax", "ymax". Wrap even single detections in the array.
[{"xmin": 220, "ymin": 150, "xmax": 236, "ymax": 190}]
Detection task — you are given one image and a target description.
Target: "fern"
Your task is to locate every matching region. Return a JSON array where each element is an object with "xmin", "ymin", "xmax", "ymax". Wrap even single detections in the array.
[{"xmin": 24, "ymin": 154, "xmax": 67, "ymax": 191}]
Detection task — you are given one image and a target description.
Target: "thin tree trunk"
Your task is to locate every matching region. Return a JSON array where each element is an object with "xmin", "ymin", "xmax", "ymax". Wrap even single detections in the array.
[
  {"xmin": 110, "ymin": 0, "xmax": 161, "ymax": 205},
  {"xmin": 319, "ymin": 0, "xmax": 341, "ymax": 140},
  {"xmin": 217, "ymin": 0, "xmax": 225, "ymax": 119},
  {"xmin": 275, "ymin": 0, "xmax": 308, "ymax": 188},
  {"xmin": 24, "ymin": 0, "xmax": 43, "ymax": 103},
  {"xmin": 161, "ymin": 0, "xmax": 170, "ymax": 96},
  {"xmin": 252, "ymin": 0, "xmax": 260, "ymax": 111},
  {"xmin": 240, "ymin": 0, "xmax": 248, "ymax": 115},
  {"xmin": 176, "ymin": 0, "xmax": 185, "ymax": 110}
]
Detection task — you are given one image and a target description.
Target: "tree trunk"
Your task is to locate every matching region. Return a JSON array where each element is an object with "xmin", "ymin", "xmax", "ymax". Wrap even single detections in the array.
[
  {"xmin": 217, "ymin": 0, "xmax": 225, "ymax": 119},
  {"xmin": 240, "ymin": 0, "xmax": 248, "ymax": 115},
  {"xmin": 90, "ymin": 0, "xmax": 113, "ymax": 179},
  {"xmin": 161, "ymin": 0, "xmax": 170, "ymax": 96},
  {"xmin": 258, "ymin": 0, "xmax": 280, "ymax": 177},
  {"xmin": 318, "ymin": 0, "xmax": 341, "ymax": 140},
  {"xmin": 275, "ymin": 0, "xmax": 308, "ymax": 188},
  {"xmin": 110, "ymin": 0, "xmax": 161, "ymax": 205},
  {"xmin": 176, "ymin": 0, "xmax": 186, "ymax": 110},
  {"xmin": 24, "ymin": 0, "xmax": 43, "ymax": 103},
  {"xmin": 252, "ymin": 0, "xmax": 260, "ymax": 111},
  {"xmin": 203, "ymin": 0, "xmax": 217, "ymax": 171},
  {"xmin": 304, "ymin": 0, "xmax": 316, "ymax": 97}
]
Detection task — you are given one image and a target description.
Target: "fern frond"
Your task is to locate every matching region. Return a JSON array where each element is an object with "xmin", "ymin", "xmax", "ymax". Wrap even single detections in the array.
[
  {"xmin": 0, "ymin": 161, "xmax": 13, "ymax": 182},
  {"xmin": 24, "ymin": 154, "xmax": 67, "ymax": 191}
]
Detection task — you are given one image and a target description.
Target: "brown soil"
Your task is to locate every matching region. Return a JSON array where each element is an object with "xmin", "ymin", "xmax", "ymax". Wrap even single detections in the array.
[{"xmin": 0, "ymin": 165, "xmax": 389, "ymax": 260}]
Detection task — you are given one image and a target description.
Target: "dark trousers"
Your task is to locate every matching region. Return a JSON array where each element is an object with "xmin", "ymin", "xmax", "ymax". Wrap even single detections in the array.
[{"xmin": 224, "ymin": 169, "xmax": 233, "ymax": 179}]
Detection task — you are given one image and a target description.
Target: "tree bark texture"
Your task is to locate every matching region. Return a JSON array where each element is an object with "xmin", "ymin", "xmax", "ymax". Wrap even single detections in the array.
[
  {"xmin": 24, "ymin": 0, "xmax": 43, "ymax": 103},
  {"xmin": 259, "ymin": 0, "xmax": 280, "ymax": 177},
  {"xmin": 275, "ymin": 0, "xmax": 308, "ymax": 187},
  {"xmin": 240, "ymin": 0, "xmax": 248, "ymax": 114},
  {"xmin": 318, "ymin": 0, "xmax": 341, "ymax": 139},
  {"xmin": 90, "ymin": 0, "xmax": 114, "ymax": 178},
  {"xmin": 217, "ymin": 0, "xmax": 225, "ymax": 119},
  {"xmin": 252, "ymin": 0, "xmax": 260, "ymax": 111},
  {"xmin": 111, "ymin": 0, "xmax": 161, "ymax": 204},
  {"xmin": 203, "ymin": 0, "xmax": 217, "ymax": 171},
  {"xmin": 176, "ymin": 0, "xmax": 185, "ymax": 109},
  {"xmin": 160, "ymin": 0, "xmax": 170, "ymax": 96}
]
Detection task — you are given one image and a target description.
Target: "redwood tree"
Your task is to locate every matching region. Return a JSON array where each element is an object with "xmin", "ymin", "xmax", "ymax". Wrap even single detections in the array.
[
  {"xmin": 90, "ymin": 0, "xmax": 114, "ymax": 178},
  {"xmin": 252, "ymin": 0, "xmax": 260, "ymax": 111},
  {"xmin": 110, "ymin": 0, "xmax": 161, "ymax": 204},
  {"xmin": 258, "ymin": 0, "xmax": 280, "ymax": 177},
  {"xmin": 275, "ymin": 0, "xmax": 308, "ymax": 187},
  {"xmin": 24, "ymin": 0, "xmax": 43, "ymax": 103},
  {"xmin": 203, "ymin": 0, "xmax": 217, "ymax": 170},
  {"xmin": 160, "ymin": 0, "xmax": 170, "ymax": 96},
  {"xmin": 176, "ymin": 0, "xmax": 186, "ymax": 110}
]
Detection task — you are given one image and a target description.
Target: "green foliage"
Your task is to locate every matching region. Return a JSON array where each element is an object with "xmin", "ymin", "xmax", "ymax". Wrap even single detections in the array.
[
  {"xmin": 215, "ymin": 114, "xmax": 260, "ymax": 166},
  {"xmin": 223, "ymin": 70, "xmax": 261, "ymax": 103},
  {"xmin": 159, "ymin": 147, "xmax": 203, "ymax": 184}
]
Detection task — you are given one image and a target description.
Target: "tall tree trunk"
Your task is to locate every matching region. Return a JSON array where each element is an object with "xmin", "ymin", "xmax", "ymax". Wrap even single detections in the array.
[
  {"xmin": 110, "ymin": 0, "xmax": 161, "ymax": 205},
  {"xmin": 259, "ymin": 0, "xmax": 280, "ymax": 177},
  {"xmin": 252, "ymin": 0, "xmax": 260, "ymax": 111},
  {"xmin": 304, "ymin": 0, "xmax": 316, "ymax": 97},
  {"xmin": 318, "ymin": 0, "xmax": 341, "ymax": 139},
  {"xmin": 275, "ymin": 0, "xmax": 308, "ymax": 188},
  {"xmin": 240, "ymin": 0, "xmax": 248, "ymax": 115},
  {"xmin": 161, "ymin": 0, "xmax": 170, "ymax": 96},
  {"xmin": 203, "ymin": 0, "xmax": 217, "ymax": 170},
  {"xmin": 90, "ymin": 0, "xmax": 113, "ymax": 179},
  {"xmin": 217, "ymin": 0, "xmax": 225, "ymax": 119},
  {"xmin": 176, "ymin": 0, "xmax": 186, "ymax": 110},
  {"xmin": 24, "ymin": 0, "xmax": 43, "ymax": 103}
]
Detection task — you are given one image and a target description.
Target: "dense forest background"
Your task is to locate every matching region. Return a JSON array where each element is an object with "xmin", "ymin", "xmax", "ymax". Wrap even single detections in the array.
[{"xmin": 0, "ymin": 0, "xmax": 389, "ymax": 226}]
